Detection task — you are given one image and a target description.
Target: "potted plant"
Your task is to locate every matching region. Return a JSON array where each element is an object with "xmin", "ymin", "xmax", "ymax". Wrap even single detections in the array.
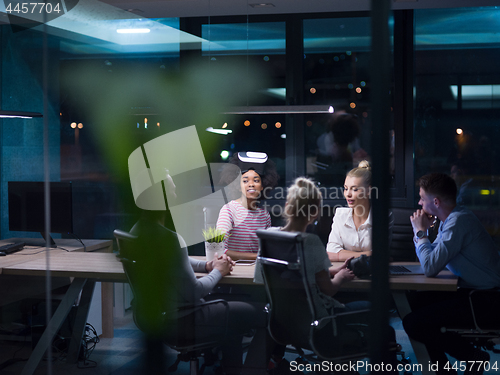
[{"xmin": 202, "ymin": 227, "xmax": 227, "ymax": 261}]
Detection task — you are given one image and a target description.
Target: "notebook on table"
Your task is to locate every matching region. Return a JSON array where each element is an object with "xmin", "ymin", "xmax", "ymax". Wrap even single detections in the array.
[{"xmin": 389, "ymin": 264, "xmax": 425, "ymax": 275}]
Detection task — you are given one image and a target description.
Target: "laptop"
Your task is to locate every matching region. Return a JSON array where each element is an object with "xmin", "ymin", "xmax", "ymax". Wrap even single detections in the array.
[{"xmin": 389, "ymin": 264, "xmax": 425, "ymax": 275}]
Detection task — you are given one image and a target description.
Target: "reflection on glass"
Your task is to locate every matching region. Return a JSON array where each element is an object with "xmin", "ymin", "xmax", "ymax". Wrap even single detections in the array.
[
  {"xmin": 303, "ymin": 16, "xmax": 395, "ymax": 189},
  {"xmin": 415, "ymin": 7, "xmax": 500, "ymax": 246}
]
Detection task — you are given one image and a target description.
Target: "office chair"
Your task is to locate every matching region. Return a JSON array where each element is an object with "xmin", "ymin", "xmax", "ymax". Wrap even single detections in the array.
[
  {"xmin": 441, "ymin": 289, "xmax": 500, "ymax": 355},
  {"xmin": 113, "ymin": 229, "xmax": 231, "ymax": 375},
  {"xmin": 389, "ymin": 208, "xmax": 419, "ymax": 262},
  {"xmin": 256, "ymin": 229, "xmax": 371, "ymax": 366}
]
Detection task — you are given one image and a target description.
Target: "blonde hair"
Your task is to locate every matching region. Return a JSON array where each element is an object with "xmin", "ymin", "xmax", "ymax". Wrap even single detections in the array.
[
  {"xmin": 347, "ymin": 160, "xmax": 371, "ymax": 187},
  {"xmin": 284, "ymin": 177, "xmax": 322, "ymax": 223}
]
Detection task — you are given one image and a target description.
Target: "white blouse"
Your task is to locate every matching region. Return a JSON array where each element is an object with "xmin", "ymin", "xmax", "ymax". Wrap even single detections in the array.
[{"xmin": 326, "ymin": 207, "xmax": 372, "ymax": 254}]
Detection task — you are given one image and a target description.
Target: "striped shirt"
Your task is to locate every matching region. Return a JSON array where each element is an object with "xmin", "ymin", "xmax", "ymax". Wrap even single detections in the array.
[{"xmin": 216, "ymin": 200, "xmax": 271, "ymax": 253}]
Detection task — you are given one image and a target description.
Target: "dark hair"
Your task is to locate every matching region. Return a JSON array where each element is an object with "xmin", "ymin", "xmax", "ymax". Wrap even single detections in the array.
[
  {"xmin": 418, "ymin": 173, "xmax": 457, "ymax": 204},
  {"xmin": 219, "ymin": 153, "xmax": 279, "ymax": 190},
  {"xmin": 330, "ymin": 113, "xmax": 360, "ymax": 146}
]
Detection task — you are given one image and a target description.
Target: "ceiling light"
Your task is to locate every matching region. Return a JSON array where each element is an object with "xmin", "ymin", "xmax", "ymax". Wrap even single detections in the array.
[
  {"xmin": 238, "ymin": 152, "xmax": 268, "ymax": 163},
  {"xmin": 249, "ymin": 3, "xmax": 275, "ymax": 8},
  {"xmin": 206, "ymin": 127, "xmax": 232, "ymax": 135},
  {"xmin": 223, "ymin": 105, "xmax": 335, "ymax": 114},
  {"xmin": 0, "ymin": 111, "xmax": 43, "ymax": 119},
  {"xmin": 116, "ymin": 28, "xmax": 150, "ymax": 34}
]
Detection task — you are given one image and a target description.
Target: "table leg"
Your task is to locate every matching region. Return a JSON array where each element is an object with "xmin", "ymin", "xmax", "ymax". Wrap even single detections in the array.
[
  {"xmin": 101, "ymin": 282, "xmax": 114, "ymax": 338},
  {"xmin": 21, "ymin": 278, "xmax": 87, "ymax": 375},
  {"xmin": 67, "ymin": 279, "xmax": 96, "ymax": 363},
  {"xmin": 392, "ymin": 291, "xmax": 435, "ymax": 375}
]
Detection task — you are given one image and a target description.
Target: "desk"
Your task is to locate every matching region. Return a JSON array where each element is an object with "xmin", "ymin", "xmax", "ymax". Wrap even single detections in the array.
[
  {"xmin": 0, "ymin": 241, "xmax": 115, "ymax": 375},
  {"xmin": 192, "ymin": 257, "xmax": 458, "ymax": 290},
  {"xmin": 1, "ymin": 238, "xmax": 113, "ymax": 253},
  {"xmin": 2, "ymin": 251, "xmax": 456, "ymax": 375},
  {"xmin": 0, "ymin": 238, "xmax": 115, "ymax": 337}
]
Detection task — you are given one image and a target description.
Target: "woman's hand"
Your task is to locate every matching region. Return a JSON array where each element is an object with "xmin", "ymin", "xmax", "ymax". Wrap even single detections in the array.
[
  {"xmin": 333, "ymin": 268, "xmax": 355, "ymax": 283},
  {"xmin": 206, "ymin": 253, "xmax": 235, "ymax": 273},
  {"xmin": 329, "ymin": 256, "xmax": 354, "ymax": 277},
  {"xmin": 209, "ymin": 253, "xmax": 234, "ymax": 276}
]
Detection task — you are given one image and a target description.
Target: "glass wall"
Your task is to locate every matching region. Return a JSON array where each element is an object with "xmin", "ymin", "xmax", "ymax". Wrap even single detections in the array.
[
  {"xmin": 200, "ymin": 21, "xmax": 287, "ymax": 188},
  {"xmin": 414, "ymin": 6, "xmax": 500, "ymax": 244},
  {"xmin": 3, "ymin": 5, "xmax": 500, "ymax": 243},
  {"xmin": 303, "ymin": 16, "xmax": 393, "ymax": 189}
]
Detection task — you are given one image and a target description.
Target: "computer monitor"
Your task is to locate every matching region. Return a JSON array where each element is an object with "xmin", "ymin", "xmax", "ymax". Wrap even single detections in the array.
[{"xmin": 8, "ymin": 181, "xmax": 73, "ymax": 247}]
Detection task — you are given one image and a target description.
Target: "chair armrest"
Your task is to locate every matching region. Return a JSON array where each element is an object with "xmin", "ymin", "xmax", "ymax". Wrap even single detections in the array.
[{"xmin": 312, "ymin": 309, "xmax": 370, "ymax": 336}]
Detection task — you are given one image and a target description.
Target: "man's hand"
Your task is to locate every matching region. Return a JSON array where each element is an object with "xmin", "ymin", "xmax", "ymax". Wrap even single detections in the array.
[{"xmin": 410, "ymin": 209, "xmax": 434, "ymax": 234}]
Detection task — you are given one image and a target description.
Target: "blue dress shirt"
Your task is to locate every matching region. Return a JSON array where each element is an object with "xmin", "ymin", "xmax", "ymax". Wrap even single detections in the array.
[{"xmin": 416, "ymin": 206, "xmax": 500, "ymax": 289}]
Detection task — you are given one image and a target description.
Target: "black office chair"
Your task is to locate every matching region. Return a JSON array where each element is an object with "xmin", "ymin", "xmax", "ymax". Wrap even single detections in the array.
[
  {"xmin": 256, "ymin": 229, "xmax": 370, "ymax": 365},
  {"xmin": 113, "ymin": 229, "xmax": 230, "ymax": 375},
  {"xmin": 441, "ymin": 289, "xmax": 500, "ymax": 355},
  {"xmin": 389, "ymin": 208, "xmax": 418, "ymax": 262}
]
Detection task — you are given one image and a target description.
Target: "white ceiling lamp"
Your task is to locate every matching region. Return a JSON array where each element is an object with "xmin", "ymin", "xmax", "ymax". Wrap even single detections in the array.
[
  {"xmin": 0, "ymin": 110, "xmax": 43, "ymax": 119},
  {"xmin": 206, "ymin": 127, "xmax": 232, "ymax": 135},
  {"xmin": 249, "ymin": 3, "xmax": 276, "ymax": 8},
  {"xmin": 222, "ymin": 105, "xmax": 334, "ymax": 114},
  {"xmin": 238, "ymin": 151, "xmax": 268, "ymax": 163}
]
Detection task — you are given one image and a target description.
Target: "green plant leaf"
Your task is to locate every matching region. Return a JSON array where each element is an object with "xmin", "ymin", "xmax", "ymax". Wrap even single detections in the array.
[{"xmin": 202, "ymin": 226, "xmax": 228, "ymax": 243}]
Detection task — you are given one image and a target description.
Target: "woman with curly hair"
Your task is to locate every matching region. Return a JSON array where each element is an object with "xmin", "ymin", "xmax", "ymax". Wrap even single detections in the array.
[{"xmin": 216, "ymin": 152, "xmax": 279, "ymax": 261}]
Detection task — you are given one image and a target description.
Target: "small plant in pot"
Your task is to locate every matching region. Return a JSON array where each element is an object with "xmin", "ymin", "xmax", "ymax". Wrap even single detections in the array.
[{"xmin": 202, "ymin": 227, "xmax": 227, "ymax": 261}]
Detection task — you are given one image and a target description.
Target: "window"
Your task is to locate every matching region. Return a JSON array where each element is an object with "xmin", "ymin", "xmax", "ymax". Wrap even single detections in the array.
[
  {"xmin": 414, "ymin": 7, "xmax": 500, "ymax": 243},
  {"xmin": 303, "ymin": 16, "xmax": 395, "ymax": 192}
]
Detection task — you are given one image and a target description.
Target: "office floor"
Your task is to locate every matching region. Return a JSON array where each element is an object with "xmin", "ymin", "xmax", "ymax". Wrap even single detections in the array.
[{"xmin": 0, "ymin": 311, "xmax": 498, "ymax": 375}]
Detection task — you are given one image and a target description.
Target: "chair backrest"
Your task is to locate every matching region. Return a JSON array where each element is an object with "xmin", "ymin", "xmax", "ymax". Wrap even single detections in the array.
[
  {"xmin": 389, "ymin": 207, "xmax": 418, "ymax": 261},
  {"xmin": 257, "ymin": 229, "xmax": 369, "ymax": 361},
  {"xmin": 114, "ymin": 229, "xmax": 177, "ymax": 338},
  {"xmin": 257, "ymin": 229, "xmax": 334, "ymax": 353},
  {"xmin": 256, "ymin": 230, "xmax": 313, "ymax": 349}
]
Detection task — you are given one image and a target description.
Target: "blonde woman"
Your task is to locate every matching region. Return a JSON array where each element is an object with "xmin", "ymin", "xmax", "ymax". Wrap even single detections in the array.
[
  {"xmin": 254, "ymin": 177, "xmax": 357, "ymax": 307},
  {"xmin": 282, "ymin": 177, "xmax": 356, "ymax": 299},
  {"xmin": 327, "ymin": 160, "xmax": 373, "ymax": 262}
]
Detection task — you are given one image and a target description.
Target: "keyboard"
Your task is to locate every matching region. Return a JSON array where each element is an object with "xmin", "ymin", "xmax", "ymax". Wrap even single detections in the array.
[{"xmin": 0, "ymin": 242, "xmax": 25, "ymax": 255}]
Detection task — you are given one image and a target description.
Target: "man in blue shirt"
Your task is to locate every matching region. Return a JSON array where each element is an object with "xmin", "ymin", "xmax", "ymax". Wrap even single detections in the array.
[{"xmin": 403, "ymin": 173, "xmax": 500, "ymax": 375}]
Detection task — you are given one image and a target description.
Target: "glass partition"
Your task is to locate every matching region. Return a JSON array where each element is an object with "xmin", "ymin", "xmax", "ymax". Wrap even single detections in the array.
[
  {"xmin": 303, "ymin": 16, "xmax": 395, "ymax": 190},
  {"xmin": 414, "ymin": 6, "xmax": 500, "ymax": 244}
]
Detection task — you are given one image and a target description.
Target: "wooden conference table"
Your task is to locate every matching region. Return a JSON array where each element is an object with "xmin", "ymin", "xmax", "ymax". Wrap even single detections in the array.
[{"xmin": 0, "ymin": 249, "xmax": 457, "ymax": 375}]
